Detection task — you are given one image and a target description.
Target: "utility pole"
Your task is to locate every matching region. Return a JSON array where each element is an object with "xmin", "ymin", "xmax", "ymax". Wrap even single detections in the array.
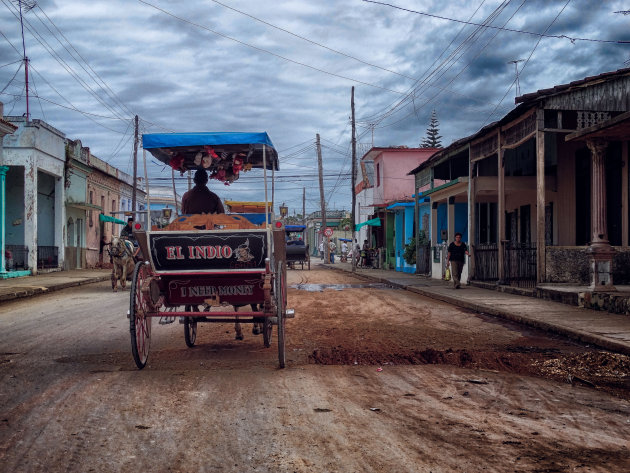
[
  {"xmin": 351, "ymin": 86, "xmax": 357, "ymax": 271},
  {"xmin": 17, "ymin": 1, "xmax": 35, "ymax": 120},
  {"xmin": 132, "ymin": 115, "xmax": 139, "ymax": 214},
  {"xmin": 302, "ymin": 186, "xmax": 307, "ymax": 250},
  {"xmin": 317, "ymin": 133, "xmax": 328, "ymax": 264}
]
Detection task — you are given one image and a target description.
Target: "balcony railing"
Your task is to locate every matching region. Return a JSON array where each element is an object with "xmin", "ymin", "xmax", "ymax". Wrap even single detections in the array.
[
  {"xmin": 38, "ymin": 246, "xmax": 59, "ymax": 269},
  {"xmin": 472, "ymin": 243, "xmax": 498, "ymax": 281},
  {"xmin": 5, "ymin": 245, "xmax": 28, "ymax": 270},
  {"xmin": 503, "ymin": 241, "xmax": 537, "ymax": 288}
]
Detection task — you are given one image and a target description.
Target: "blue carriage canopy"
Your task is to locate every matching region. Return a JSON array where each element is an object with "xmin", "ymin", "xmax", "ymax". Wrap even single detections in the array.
[
  {"xmin": 142, "ymin": 132, "xmax": 279, "ymax": 185},
  {"xmin": 285, "ymin": 225, "xmax": 306, "ymax": 233}
]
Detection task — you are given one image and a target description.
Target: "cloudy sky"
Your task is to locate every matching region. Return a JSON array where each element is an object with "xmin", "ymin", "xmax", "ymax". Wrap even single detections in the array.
[{"xmin": 0, "ymin": 0, "xmax": 629, "ymax": 214}]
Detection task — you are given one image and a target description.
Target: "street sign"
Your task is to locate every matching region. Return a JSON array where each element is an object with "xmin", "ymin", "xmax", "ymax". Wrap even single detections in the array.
[{"xmin": 323, "ymin": 227, "xmax": 333, "ymax": 237}]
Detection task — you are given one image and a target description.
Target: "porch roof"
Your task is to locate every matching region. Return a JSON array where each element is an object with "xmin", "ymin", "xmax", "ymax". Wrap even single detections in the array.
[{"xmin": 420, "ymin": 177, "xmax": 468, "ymax": 198}]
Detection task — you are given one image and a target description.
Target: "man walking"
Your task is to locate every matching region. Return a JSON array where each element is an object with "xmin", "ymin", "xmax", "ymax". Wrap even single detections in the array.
[{"xmin": 446, "ymin": 232, "xmax": 469, "ymax": 289}]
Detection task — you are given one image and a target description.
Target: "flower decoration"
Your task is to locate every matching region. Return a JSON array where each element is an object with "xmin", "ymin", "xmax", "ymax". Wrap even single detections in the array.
[
  {"xmin": 204, "ymin": 146, "xmax": 219, "ymax": 159},
  {"xmin": 169, "ymin": 154, "xmax": 185, "ymax": 171}
]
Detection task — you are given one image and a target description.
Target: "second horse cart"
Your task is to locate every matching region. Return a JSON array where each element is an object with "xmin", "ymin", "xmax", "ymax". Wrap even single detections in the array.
[{"xmin": 129, "ymin": 132, "xmax": 294, "ymax": 369}]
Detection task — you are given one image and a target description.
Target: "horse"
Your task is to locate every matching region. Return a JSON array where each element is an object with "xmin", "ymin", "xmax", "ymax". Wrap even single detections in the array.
[
  {"xmin": 109, "ymin": 236, "xmax": 136, "ymax": 292},
  {"xmin": 233, "ymin": 304, "xmax": 263, "ymax": 340}
]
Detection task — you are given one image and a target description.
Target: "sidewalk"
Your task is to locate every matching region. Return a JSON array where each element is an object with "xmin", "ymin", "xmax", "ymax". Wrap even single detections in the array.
[
  {"xmin": 0, "ymin": 269, "xmax": 111, "ymax": 303},
  {"xmin": 322, "ymin": 261, "xmax": 630, "ymax": 357}
]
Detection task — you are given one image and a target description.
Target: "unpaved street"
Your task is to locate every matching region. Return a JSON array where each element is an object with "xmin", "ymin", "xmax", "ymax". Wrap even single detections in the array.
[{"xmin": 1, "ymin": 268, "xmax": 629, "ymax": 472}]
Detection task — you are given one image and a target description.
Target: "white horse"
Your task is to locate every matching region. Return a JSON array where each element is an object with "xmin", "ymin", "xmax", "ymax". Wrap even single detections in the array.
[{"xmin": 109, "ymin": 236, "xmax": 136, "ymax": 292}]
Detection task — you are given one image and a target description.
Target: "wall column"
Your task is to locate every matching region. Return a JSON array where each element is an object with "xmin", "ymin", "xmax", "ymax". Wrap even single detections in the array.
[
  {"xmin": 587, "ymin": 139, "xmax": 615, "ymax": 291},
  {"xmin": 621, "ymin": 140, "xmax": 628, "ymax": 247},
  {"xmin": 447, "ymin": 196, "xmax": 455, "ymax": 244},
  {"xmin": 497, "ymin": 134, "xmax": 505, "ymax": 283},
  {"xmin": 468, "ymin": 158, "xmax": 476, "ymax": 279},
  {"xmin": 536, "ymin": 109, "xmax": 546, "ymax": 284},
  {"xmin": 55, "ymin": 176, "xmax": 65, "ymax": 269},
  {"xmin": 0, "ymin": 166, "xmax": 8, "ymax": 272},
  {"xmin": 24, "ymin": 160, "xmax": 37, "ymax": 274}
]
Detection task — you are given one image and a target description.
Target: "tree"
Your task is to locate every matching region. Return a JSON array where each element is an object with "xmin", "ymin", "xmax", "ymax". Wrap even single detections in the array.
[{"xmin": 420, "ymin": 109, "xmax": 442, "ymax": 148}]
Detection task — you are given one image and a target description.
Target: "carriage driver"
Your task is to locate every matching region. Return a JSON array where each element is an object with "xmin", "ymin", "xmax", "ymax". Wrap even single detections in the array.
[
  {"xmin": 181, "ymin": 169, "xmax": 225, "ymax": 215},
  {"xmin": 120, "ymin": 217, "xmax": 140, "ymax": 259}
]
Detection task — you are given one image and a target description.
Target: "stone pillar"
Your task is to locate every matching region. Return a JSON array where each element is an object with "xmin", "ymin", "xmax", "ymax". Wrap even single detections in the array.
[
  {"xmin": 55, "ymin": 176, "xmax": 65, "ymax": 269},
  {"xmin": 0, "ymin": 166, "xmax": 8, "ymax": 272},
  {"xmin": 536, "ymin": 109, "xmax": 546, "ymax": 284},
  {"xmin": 24, "ymin": 160, "xmax": 37, "ymax": 275},
  {"xmin": 447, "ymin": 196, "xmax": 455, "ymax": 243},
  {"xmin": 587, "ymin": 139, "xmax": 615, "ymax": 291}
]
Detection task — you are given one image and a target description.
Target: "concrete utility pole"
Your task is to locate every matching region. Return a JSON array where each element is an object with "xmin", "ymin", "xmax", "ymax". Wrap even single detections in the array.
[
  {"xmin": 317, "ymin": 133, "xmax": 329, "ymax": 264},
  {"xmin": 351, "ymin": 86, "xmax": 357, "ymax": 272},
  {"xmin": 132, "ymin": 115, "xmax": 139, "ymax": 213}
]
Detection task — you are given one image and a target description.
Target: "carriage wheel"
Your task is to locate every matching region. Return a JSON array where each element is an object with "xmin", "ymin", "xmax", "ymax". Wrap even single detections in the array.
[
  {"xmin": 263, "ymin": 317, "xmax": 272, "ymax": 348},
  {"xmin": 184, "ymin": 305, "xmax": 197, "ymax": 348},
  {"xmin": 275, "ymin": 260, "xmax": 286, "ymax": 368},
  {"xmin": 129, "ymin": 261, "xmax": 152, "ymax": 369}
]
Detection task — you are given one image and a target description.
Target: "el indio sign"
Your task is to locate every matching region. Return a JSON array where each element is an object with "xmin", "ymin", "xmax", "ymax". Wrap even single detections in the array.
[{"xmin": 323, "ymin": 227, "xmax": 333, "ymax": 237}]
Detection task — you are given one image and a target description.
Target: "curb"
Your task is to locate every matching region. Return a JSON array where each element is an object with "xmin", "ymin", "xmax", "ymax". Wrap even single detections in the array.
[
  {"xmin": 0, "ymin": 276, "xmax": 111, "ymax": 304},
  {"xmin": 326, "ymin": 265, "xmax": 630, "ymax": 357}
]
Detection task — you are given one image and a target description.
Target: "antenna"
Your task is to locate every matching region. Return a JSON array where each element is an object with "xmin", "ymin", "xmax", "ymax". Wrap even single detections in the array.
[
  {"xmin": 13, "ymin": 1, "xmax": 37, "ymax": 120},
  {"xmin": 508, "ymin": 59, "xmax": 525, "ymax": 97}
]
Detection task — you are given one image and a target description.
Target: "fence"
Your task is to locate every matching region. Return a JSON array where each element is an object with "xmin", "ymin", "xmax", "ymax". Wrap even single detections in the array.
[
  {"xmin": 5, "ymin": 245, "xmax": 28, "ymax": 270},
  {"xmin": 503, "ymin": 241, "xmax": 537, "ymax": 288},
  {"xmin": 38, "ymin": 246, "xmax": 59, "ymax": 269},
  {"xmin": 472, "ymin": 243, "xmax": 498, "ymax": 281}
]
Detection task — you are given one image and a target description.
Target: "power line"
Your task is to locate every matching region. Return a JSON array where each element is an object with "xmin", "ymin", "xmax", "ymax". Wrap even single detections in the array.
[
  {"xmin": 136, "ymin": 0, "xmax": 407, "ymax": 95},
  {"xmin": 362, "ymin": 0, "xmax": 630, "ymax": 44}
]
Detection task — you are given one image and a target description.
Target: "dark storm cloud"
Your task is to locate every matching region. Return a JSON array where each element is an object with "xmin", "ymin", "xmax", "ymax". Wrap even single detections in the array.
[{"xmin": 1, "ymin": 0, "xmax": 629, "ymax": 212}]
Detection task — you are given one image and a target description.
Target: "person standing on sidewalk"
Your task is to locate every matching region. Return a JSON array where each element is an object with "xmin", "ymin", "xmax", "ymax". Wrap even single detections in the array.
[
  {"xmin": 446, "ymin": 232, "xmax": 469, "ymax": 289},
  {"xmin": 329, "ymin": 240, "xmax": 336, "ymax": 263}
]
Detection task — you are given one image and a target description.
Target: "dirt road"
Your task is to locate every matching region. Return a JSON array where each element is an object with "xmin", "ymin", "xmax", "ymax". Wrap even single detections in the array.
[{"xmin": 1, "ymin": 268, "xmax": 629, "ymax": 472}]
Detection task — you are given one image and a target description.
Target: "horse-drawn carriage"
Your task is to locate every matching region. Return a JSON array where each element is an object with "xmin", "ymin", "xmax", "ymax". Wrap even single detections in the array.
[
  {"xmin": 285, "ymin": 225, "xmax": 310, "ymax": 270},
  {"xmin": 128, "ymin": 132, "xmax": 293, "ymax": 369}
]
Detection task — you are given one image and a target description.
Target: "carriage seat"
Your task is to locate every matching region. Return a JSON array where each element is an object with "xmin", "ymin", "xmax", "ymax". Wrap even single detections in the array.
[{"xmin": 160, "ymin": 213, "xmax": 262, "ymax": 231}]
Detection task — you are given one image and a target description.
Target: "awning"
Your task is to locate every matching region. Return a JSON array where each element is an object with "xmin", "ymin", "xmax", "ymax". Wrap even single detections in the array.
[
  {"xmin": 386, "ymin": 202, "xmax": 415, "ymax": 210},
  {"xmin": 355, "ymin": 218, "xmax": 381, "ymax": 231},
  {"xmin": 99, "ymin": 214, "xmax": 127, "ymax": 225}
]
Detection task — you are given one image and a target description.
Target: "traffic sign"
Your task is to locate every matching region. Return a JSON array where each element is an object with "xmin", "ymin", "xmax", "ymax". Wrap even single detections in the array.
[{"xmin": 323, "ymin": 227, "xmax": 333, "ymax": 237}]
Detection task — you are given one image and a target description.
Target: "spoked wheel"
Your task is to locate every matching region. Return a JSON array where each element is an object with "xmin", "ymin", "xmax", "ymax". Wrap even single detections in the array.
[
  {"xmin": 129, "ymin": 261, "xmax": 152, "ymax": 369},
  {"xmin": 184, "ymin": 305, "xmax": 197, "ymax": 348},
  {"xmin": 263, "ymin": 317, "xmax": 272, "ymax": 348},
  {"xmin": 275, "ymin": 260, "xmax": 287, "ymax": 368}
]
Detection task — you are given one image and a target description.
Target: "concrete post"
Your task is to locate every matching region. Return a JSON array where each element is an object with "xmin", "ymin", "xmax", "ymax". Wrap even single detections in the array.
[
  {"xmin": 586, "ymin": 139, "xmax": 615, "ymax": 291},
  {"xmin": 55, "ymin": 176, "xmax": 65, "ymax": 269},
  {"xmin": 0, "ymin": 166, "xmax": 8, "ymax": 272},
  {"xmin": 24, "ymin": 160, "xmax": 37, "ymax": 274}
]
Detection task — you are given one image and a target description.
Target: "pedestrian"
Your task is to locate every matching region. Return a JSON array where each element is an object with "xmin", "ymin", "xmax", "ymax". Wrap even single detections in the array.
[
  {"xmin": 446, "ymin": 232, "xmax": 469, "ymax": 289},
  {"xmin": 319, "ymin": 240, "xmax": 324, "ymax": 260},
  {"xmin": 329, "ymin": 239, "xmax": 336, "ymax": 264},
  {"xmin": 341, "ymin": 241, "xmax": 348, "ymax": 262}
]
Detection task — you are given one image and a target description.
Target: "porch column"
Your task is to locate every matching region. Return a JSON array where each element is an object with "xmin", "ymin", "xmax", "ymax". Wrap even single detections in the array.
[
  {"xmin": 430, "ymin": 202, "xmax": 438, "ymax": 246},
  {"xmin": 447, "ymin": 196, "xmax": 455, "ymax": 243},
  {"xmin": 54, "ymin": 176, "xmax": 65, "ymax": 269},
  {"xmin": 587, "ymin": 139, "xmax": 615, "ymax": 291},
  {"xmin": 0, "ymin": 166, "xmax": 7, "ymax": 272},
  {"xmin": 468, "ymin": 159, "xmax": 476, "ymax": 279},
  {"xmin": 24, "ymin": 160, "xmax": 37, "ymax": 275},
  {"xmin": 622, "ymin": 141, "xmax": 628, "ymax": 247},
  {"xmin": 497, "ymin": 138, "xmax": 505, "ymax": 283},
  {"xmin": 536, "ymin": 109, "xmax": 546, "ymax": 284}
]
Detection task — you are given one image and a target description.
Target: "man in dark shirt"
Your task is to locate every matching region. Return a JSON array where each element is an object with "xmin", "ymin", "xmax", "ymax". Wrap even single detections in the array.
[
  {"xmin": 181, "ymin": 169, "xmax": 225, "ymax": 215},
  {"xmin": 120, "ymin": 218, "xmax": 134, "ymax": 239},
  {"xmin": 446, "ymin": 232, "xmax": 469, "ymax": 289}
]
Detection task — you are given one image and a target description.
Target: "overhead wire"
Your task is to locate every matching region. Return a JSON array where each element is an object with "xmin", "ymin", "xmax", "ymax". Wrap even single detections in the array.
[
  {"xmin": 136, "ymin": 0, "xmax": 407, "ymax": 95},
  {"xmin": 32, "ymin": 4, "xmax": 136, "ymax": 119},
  {"xmin": 362, "ymin": 0, "xmax": 630, "ymax": 44}
]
